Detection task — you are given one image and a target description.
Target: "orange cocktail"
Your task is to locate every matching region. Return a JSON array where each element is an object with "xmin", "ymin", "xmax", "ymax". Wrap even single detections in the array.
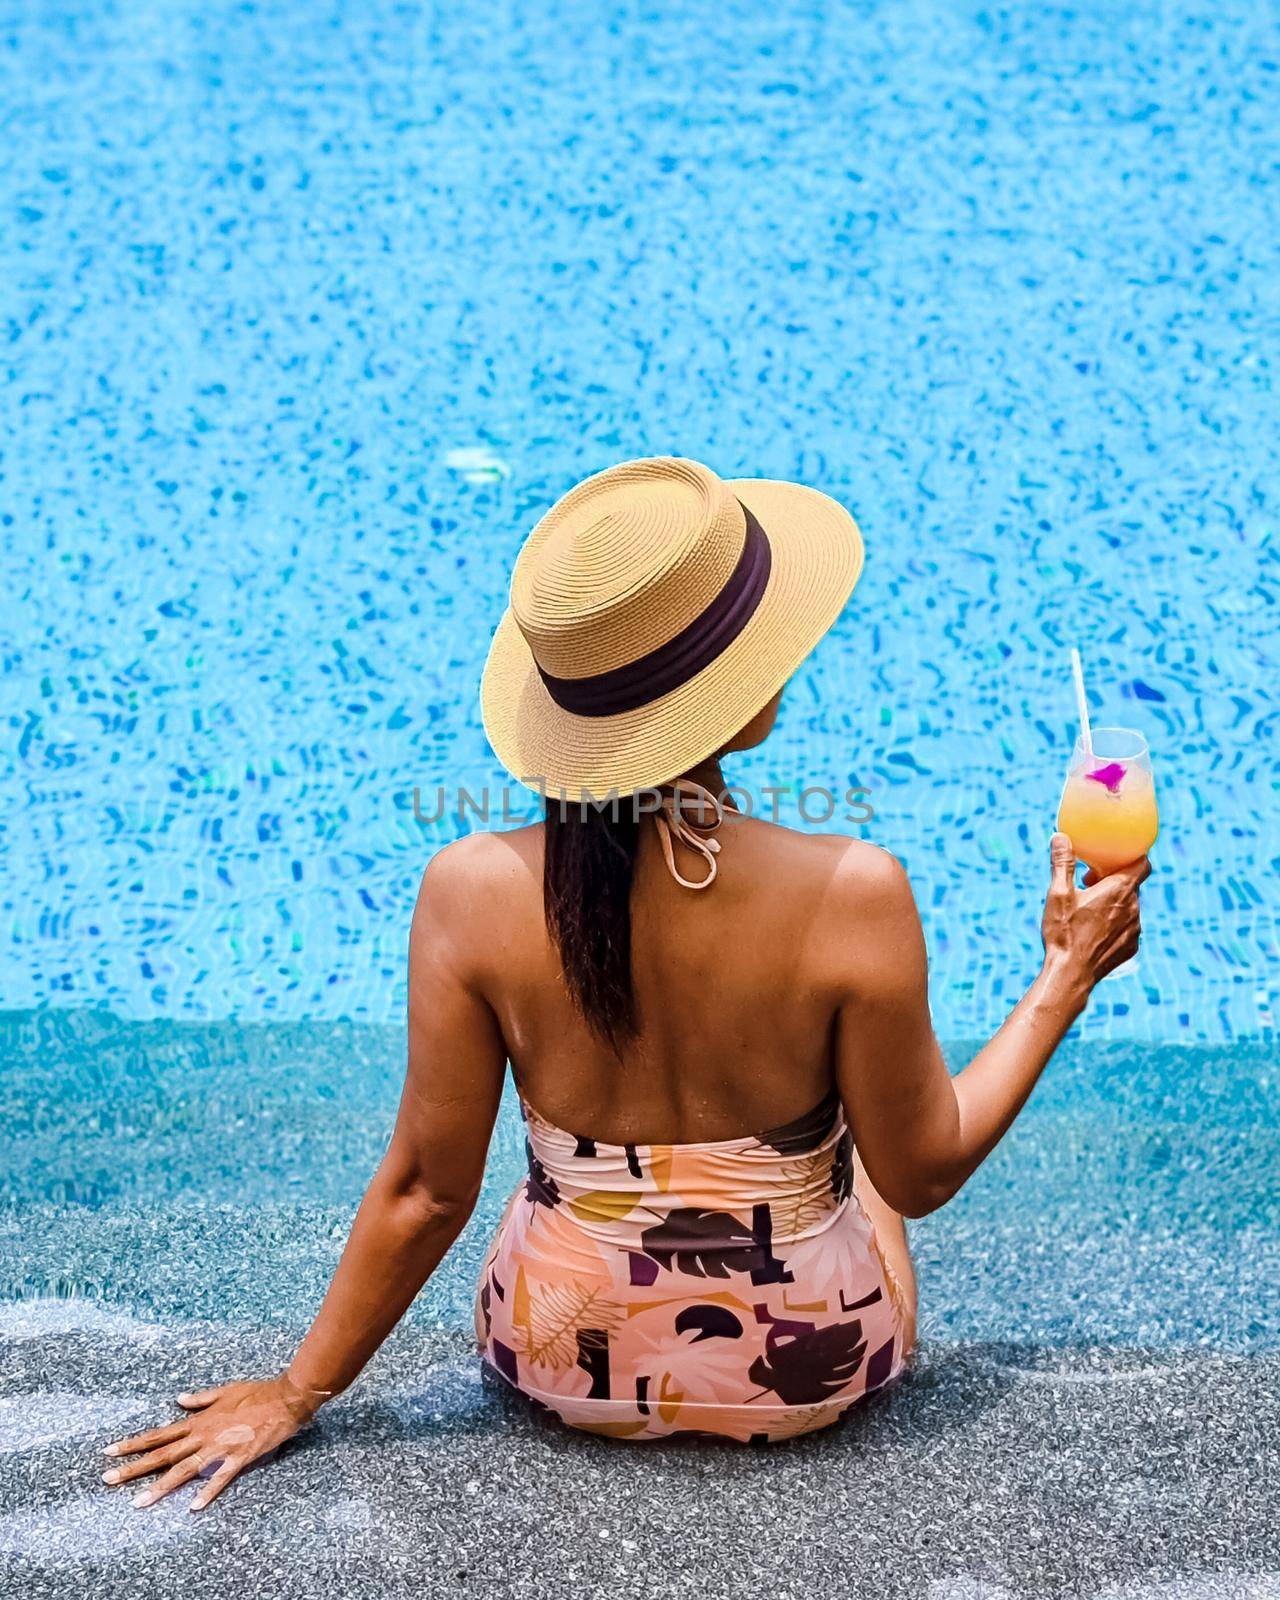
[{"xmin": 1057, "ymin": 727, "xmax": 1158, "ymax": 876}]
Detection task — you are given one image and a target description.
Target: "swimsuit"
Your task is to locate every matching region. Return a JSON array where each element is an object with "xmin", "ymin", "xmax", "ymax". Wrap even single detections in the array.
[
  {"xmin": 474, "ymin": 783, "xmax": 908, "ymax": 1442},
  {"xmin": 475, "ymin": 1089, "xmax": 908, "ymax": 1441}
]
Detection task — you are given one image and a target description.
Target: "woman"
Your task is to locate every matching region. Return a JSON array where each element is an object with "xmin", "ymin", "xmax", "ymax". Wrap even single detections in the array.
[{"xmin": 104, "ymin": 457, "xmax": 1148, "ymax": 1505}]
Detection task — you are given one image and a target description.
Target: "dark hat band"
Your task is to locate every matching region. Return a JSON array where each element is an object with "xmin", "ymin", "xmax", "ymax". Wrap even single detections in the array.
[{"xmin": 535, "ymin": 501, "xmax": 773, "ymax": 718}]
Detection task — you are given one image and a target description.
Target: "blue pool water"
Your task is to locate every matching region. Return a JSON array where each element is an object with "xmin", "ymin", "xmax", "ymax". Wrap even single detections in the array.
[{"xmin": 2, "ymin": 0, "xmax": 1276, "ymax": 1043}]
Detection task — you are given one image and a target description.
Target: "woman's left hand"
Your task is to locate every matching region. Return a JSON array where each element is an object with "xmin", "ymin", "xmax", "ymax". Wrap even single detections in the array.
[{"xmin": 101, "ymin": 1374, "xmax": 322, "ymax": 1511}]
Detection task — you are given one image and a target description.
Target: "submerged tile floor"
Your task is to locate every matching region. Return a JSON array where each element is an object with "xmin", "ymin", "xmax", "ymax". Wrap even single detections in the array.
[
  {"xmin": 1, "ymin": 1013, "xmax": 1276, "ymax": 1596},
  {"xmin": 1, "ymin": 1315, "xmax": 1276, "ymax": 1599}
]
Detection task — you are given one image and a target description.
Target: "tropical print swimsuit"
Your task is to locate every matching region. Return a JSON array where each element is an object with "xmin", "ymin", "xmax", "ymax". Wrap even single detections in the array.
[
  {"xmin": 475, "ymin": 1089, "xmax": 908, "ymax": 1442},
  {"xmin": 474, "ymin": 781, "xmax": 909, "ymax": 1442}
]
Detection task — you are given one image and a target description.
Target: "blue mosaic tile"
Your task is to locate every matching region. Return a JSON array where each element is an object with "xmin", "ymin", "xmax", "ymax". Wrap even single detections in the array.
[{"xmin": 1, "ymin": 0, "xmax": 1277, "ymax": 1040}]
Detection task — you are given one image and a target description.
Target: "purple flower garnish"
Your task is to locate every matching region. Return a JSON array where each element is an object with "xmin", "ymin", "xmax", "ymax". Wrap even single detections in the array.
[{"xmin": 1085, "ymin": 761, "xmax": 1127, "ymax": 793}]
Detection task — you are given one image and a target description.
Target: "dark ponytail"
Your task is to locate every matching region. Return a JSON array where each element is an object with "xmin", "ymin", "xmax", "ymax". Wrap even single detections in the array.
[{"xmin": 543, "ymin": 797, "xmax": 641, "ymax": 1048}]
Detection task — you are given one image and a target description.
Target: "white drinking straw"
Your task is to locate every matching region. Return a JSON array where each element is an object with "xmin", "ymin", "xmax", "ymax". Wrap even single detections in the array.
[{"xmin": 1071, "ymin": 647, "xmax": 1093, "ymax": 757}]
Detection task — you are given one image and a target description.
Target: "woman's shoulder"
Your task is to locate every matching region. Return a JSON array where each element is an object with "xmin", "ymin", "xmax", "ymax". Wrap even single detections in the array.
[
  {"xmin": 409, "ymin": 827, "xmax": 545, "ymax": 985},
  {"xmin": 417, "ymin": 825, "xmax": 543, "ymax": 903},
  {"xmin": 740, "ymin": 825, "xmax": 924, "ymax": 1001},
  {"xmin": 738, "ymin": 815, "xmax": 910, "ymax": 900}
]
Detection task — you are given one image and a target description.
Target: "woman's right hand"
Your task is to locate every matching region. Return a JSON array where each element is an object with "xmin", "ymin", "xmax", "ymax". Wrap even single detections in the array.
[
  {"xmin": 102, "ymin": 1373, "xmax": 326, "ymax": 1512},
  {"xmin": 1041, "ymin": 831, "xmax": 1150, "ymax": 988}
]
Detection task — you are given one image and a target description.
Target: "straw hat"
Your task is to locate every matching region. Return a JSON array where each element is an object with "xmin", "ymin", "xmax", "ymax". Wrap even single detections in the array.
[{"xmin": 481, "ymin": 456, "xmax": 863, "ymax": 801}]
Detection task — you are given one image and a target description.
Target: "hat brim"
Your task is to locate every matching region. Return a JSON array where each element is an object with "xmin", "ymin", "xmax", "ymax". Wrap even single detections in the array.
[{"xmin": 480, "ymin": 477, "xmax": 864, "ymax": 802}]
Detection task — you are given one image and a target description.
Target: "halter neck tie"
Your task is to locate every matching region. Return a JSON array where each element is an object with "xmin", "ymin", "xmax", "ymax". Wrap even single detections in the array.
[{"xmin": 653, "ymin": 779, "xmax": 730, "ymax": 890}]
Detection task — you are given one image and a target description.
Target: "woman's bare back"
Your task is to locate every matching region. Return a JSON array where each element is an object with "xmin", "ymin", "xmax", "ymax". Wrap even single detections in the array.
[{"xmin": 452, "ymin": 813, "xmax": 884, "ymax": 1144}]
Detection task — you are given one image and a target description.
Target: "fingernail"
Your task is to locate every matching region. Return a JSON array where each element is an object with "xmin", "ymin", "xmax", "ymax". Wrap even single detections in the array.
[
  {"xmin": 103, "ymin": 1444, "xmax": 119, "ymax": 1457},
  {"xmin": 102, "ymin": 1469, "xmax": 119, "ymax": 1484},
  {"xmin": 189, "ymin": 1500, "xmax": 204, "ymax": 1513},
  {"xmin": 132, "ymin": 1492, "xmax": 153, "ymax": 1508}
]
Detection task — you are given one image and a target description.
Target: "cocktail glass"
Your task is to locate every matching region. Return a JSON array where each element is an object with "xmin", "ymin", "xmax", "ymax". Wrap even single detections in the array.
[{"xmin": 1057, "ymin": 727, "xmax": 1157, "ymax": 975}]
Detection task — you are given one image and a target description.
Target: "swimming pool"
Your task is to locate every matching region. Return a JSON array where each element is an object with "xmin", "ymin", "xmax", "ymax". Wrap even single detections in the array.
[
  {"xmin": 2, "ymin": 3, "xmax": 1277, "ymax": 1591},
  {"xmin": 3, "ymin": 0, "xmax": 1276, "ymax": 1044},
  {"xmin": 3, "ymin": 0, "xmax": 1276, "ymax": 1335}
]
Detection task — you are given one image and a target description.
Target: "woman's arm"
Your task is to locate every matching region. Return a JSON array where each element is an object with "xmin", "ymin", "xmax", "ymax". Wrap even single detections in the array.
[
  {"xmin": 832, "ymin": 832, "xmax": 1148, "ymax": 1218},
  {"xmin": 103, "ymin": 840, "xmax": 507, "ymax": 1510},
  {"xmin": 283, "ymin": 844, "xmax": 506, "ymax": 1402}
]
